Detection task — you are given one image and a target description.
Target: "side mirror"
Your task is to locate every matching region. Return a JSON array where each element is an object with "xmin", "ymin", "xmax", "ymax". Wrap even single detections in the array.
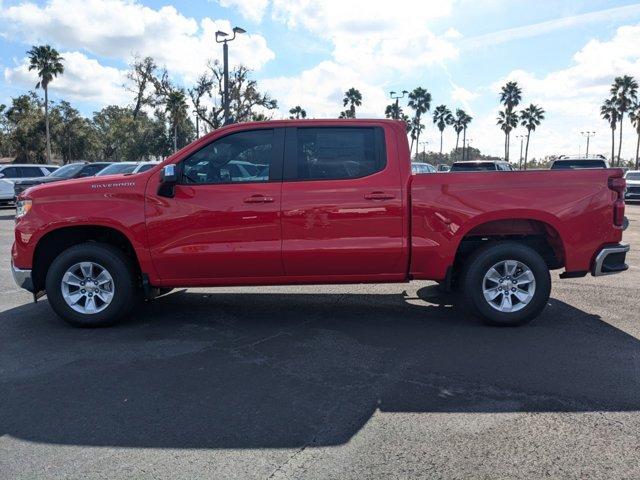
[
  {"xmin": 0, "ymin": 173, "xmax": 5, "ymax": 179},
  {"xmin": 160, "ymin": 164, "xmax": 178, "ymax": 184},
  {"xmin": 158, "ymin": 164, "xmax": 178, "ymax": 198}
]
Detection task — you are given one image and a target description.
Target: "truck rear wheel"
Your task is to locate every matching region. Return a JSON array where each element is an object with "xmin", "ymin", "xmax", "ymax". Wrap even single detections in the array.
[
  {"xmin": 462, "ymin": 241, "xmax": 551, "ymax": 326},
  {"xmin": 45, "ymin": 243, "xmax": 136, "ymax": 327}
]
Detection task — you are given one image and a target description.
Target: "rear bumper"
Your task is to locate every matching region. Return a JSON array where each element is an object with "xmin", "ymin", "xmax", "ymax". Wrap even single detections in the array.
[
  {"xmin": 11, "ymin": 261, "xmax": 34, "ymax": 292},
  {"xmin": 592, "ymin": 243, "xmax": 630, "ymax": 276}
]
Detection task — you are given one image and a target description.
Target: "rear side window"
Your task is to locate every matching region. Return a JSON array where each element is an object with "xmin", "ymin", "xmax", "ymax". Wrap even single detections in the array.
[
  {"xmin": 290, "ymin": 127, "xmax": 385, "ymax": 181},
  {"xmin": 20, "ymin": 166, "xmax": 46, "ymax": 177}
]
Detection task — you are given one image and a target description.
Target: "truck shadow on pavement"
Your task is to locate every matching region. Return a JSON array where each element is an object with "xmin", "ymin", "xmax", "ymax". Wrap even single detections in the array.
[{"xmin": 1, "ymin": 286, "xmax": 639, "ymax": 449}]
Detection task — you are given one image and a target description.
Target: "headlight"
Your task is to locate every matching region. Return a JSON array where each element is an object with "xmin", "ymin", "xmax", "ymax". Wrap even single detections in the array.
[{"xmin": 15, "ymin": 199, "xmax": 32, "ymax": 219}]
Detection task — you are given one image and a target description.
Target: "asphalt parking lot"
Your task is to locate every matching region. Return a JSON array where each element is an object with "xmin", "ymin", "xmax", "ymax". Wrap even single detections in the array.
[{"xmin": 1, "ymin": 204, "xmax": 639, "ymax": 479}]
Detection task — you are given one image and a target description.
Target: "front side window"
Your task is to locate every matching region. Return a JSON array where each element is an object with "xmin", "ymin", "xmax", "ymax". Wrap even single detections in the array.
[
  {"xmin": 294, "ymin": 128, "xmax": 383, "ymax": 180},
  {"xmin": 182, "ymin": 130, "xmax": 274, "ymax": 184},
  {"xmin": 50, "ymin": 163, "xmax": 85, "ymax": 178}
]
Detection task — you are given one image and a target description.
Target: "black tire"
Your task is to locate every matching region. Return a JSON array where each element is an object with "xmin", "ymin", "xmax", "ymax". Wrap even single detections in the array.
[
  {"xmin": 45, "ymin": 242, "xmax": 136, "ymax": 327},
  {"xmin": 461, "ymin": 241, "xmax": 551, "ymax": 326}
]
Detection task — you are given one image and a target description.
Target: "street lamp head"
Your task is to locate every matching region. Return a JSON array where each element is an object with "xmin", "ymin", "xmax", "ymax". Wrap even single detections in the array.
[
  {"xmin": 233, "ymin": 26, "xmax": 246, "ymax": 35},
  {"xmin": 402, "ymin": 90, "xmax": 408, "ymax": 95},
  {"xmin": 215, "ymin": 30, "xmax": 229, "ymax": 42},
  {"xmin": 390, "ymin": 90, "xmax": 396, "ymax": 96}
]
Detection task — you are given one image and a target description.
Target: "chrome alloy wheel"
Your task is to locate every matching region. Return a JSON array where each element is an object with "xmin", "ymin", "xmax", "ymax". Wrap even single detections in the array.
[
  {"xmin": 482, "ymin": 260, "xmax": 536, "ymax": 313},
  {"xmin": 60, "ymin": 262, "xmax": 115, "ymax": 314}
]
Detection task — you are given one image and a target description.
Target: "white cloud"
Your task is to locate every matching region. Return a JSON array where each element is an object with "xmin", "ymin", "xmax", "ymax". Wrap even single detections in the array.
[
  {"xmin": 269, "ymin": 0, "xmax": 458, "ymax": 78},
  {"xmin": 4, "ymin": 51, "xmax": 130, "ymax": 106},
  {"xmin": 262, "ymin": 61, "xmax": 388, "ymax": 119},
  {"xmin": 475, "ymin": 23, "xmax": 640, "ymax": 160},
  {"xmin": 0, "ymin": 0, "xmax": 275, "ymax": 82},
  {"xmin": 259, "ymin": 0, "xmax": 460, "ymax": 122},
  {"xmin": 444, "ymin": 27, "xmax": 463, "ymax": 40},
  {"xmin": 450, "ymin": 84, "xmax": 478, "ymax": 110},
  {"xmin": 217, "ymin": 0, "xmax": 269, "ymax": 23}
]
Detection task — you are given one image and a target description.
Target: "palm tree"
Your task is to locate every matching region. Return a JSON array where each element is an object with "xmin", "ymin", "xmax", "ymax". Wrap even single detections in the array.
[
  {"xmin": 289, "ymin": 105, "xmax": 307, "ymax": 119},
  {"xmin": 27, "ymin": 45, "xmax": 64, "ymax": 163},
  {"xmin": 601, "ymin": 97, "xmax": 619, "ymax": 164},
  {"xmin": 342, "ymin": 88, "xmax": 362, "ymax": 118},
  {"xmin": 497, "ymin": 109, "xmax": 518, "ymax": 161},
  {"xmin": 385, "ymin": 103, "xmax": 402, "ymax": 120},
  {"xmin": 432, "ymin": 105, "xmax": 453, "ymax": 158},
  {"xmin": 407, "ymin": 87, "xmax": 432, "ymax": 156},
  {"xmin": 460, "ymin": 111, "xmax": 472, "ymax": 161},
  {"xmin": 452, "ymin": 109, "xmax": 466, "ymax": 155},
  {"xmin": 165, "ymin": 88, "xmax": 188, "ymax": 153},
  {"xmin": 499, "ymin": 81, "xmax": 522, "ymax": 161},
  {"xmin": 519, "ymin": 104, "xmax": 545, "ymax": 170},
  {"xmin": 410, "ymin": 117, "xmax": 425, "ymax": 159},
  {"xmin": 610, "ymin": 75, "xmax": 638, "ymax": 166},
  {"xmin": 630, "ymin": 103, "xmax": 640, "ymax": 170}
]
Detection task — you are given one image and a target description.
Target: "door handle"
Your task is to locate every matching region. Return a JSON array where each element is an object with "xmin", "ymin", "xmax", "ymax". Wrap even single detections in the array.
[
  {"xmin": 244, "ymin": 194, "xmax": 275, "ymax": 203},
  {"xmin": 364, "ymin": 191, "xmax": 395, "ymax": 200}
]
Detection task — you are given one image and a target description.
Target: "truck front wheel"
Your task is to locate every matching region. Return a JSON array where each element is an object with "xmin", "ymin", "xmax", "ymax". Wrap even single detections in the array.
[
  {"xmin": 45, "ymin": 243, "xmax": 136, "ymax": 327},
  {"xmin": 462, "ymin": 241, "xmax": 551, "ymax": 326}
]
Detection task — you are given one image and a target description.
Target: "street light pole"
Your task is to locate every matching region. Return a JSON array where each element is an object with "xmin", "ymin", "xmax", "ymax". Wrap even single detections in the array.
[
  {"xmin": 419, "ymin": 141, "xmax": 428, "ymax": 161},
  {"xmin": 216, "ymin": 26, "xmax": 246, "ymax": 125},
  {"xmin": 194, "ymin": 109, "xmax": 200, "ymax": 139},
  {"xmin": 389, "ymin": 90, "xmax": 408, "ymax": 120},
  {"xmin": 515, "ymin": 135, "xmax": 524, "ymax": 169},
  {"xmin": 581, "ymin": 131, "xmax": 595, "ymax": 158},
  {"xmin": 464, "ymin": 138, "xmax": 473, "ymax": 161}
]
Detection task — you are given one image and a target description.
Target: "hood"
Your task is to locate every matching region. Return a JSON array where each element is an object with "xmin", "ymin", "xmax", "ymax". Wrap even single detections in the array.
[
  {"xmin": 22, "ymin": 173, "xmax": 142, "ymax": 199},
  {"xmin": 14, "ymin": 176, "xmax": 64, "ymax": 186}
]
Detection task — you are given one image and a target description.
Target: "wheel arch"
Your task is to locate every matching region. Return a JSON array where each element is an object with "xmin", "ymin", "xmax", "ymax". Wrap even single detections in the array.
[
  {"xmin": 451, "ymin": 216, "xmax": 566, "ymax": 281},
  {"xmin": 32, "ymin": 225, "xmax": 142, "ymax": 292}
]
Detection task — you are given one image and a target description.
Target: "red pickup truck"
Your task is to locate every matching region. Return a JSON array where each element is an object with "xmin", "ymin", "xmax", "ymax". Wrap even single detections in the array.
[{"xmin": 11, "ymin": 119, "xmax": 629, "ymax": 328}]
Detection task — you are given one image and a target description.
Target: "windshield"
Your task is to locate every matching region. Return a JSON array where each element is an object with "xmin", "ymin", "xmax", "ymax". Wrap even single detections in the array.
[
  {"xmin": 551, "ymin": 160, "xmax": 606, "ymax": 169},
  {"xmin": 450, "ymin": 162, "xmax": 496, "ymax": 172},
  {"xmin": 96, "ymin": 163, "xmax": 137, "ymax": 176},
  {"xmin": 49, "ymin": 163, "xmax": 85, "ymax": 178},
  {"xmin": 626, "ymin": 172, "xmax": 640, "ymax": 180}
]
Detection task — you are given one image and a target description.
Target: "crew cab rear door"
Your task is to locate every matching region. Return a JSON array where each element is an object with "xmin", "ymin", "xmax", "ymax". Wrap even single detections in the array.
[
  {"xmin": 145, "ymin": 128, "xmax": 285, "ymax": 281},
  {"xmin": 280, "ymin": 125, "xmax": 405, "ymax": 279}
]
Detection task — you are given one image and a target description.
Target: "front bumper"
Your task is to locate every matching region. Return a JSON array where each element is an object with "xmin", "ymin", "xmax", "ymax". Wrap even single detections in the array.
[
  {"xmin": 11, "ymin": 261, "xmax": 34, "ymax": 292},
  {"xmin": 592, "ymin": 243, "xmax": 630, "ymax": 276}
]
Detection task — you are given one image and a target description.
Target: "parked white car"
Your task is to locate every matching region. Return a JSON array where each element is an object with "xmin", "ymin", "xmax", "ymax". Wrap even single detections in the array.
[
  {"xmin": 624, "ymin": 170, "xmax": 640, "ymax": 200},
  {"xmin": 0, "ymin": 164, "xmax": 58, "ymax": 204}
]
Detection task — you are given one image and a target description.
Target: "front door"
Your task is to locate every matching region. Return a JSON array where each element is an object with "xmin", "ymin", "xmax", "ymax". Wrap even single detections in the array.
[
  {"xmin": 280, "ymin": 126, "xmax": 405, "ymax": 280},
  {"xmin": 146, "ymin": 128, "xmax": 285, "ymax": 281}
]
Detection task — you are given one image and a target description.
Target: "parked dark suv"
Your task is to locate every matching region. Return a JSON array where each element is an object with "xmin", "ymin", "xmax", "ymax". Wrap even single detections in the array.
[
  {"xmin": 13, "ymin": 162, "xmax": 112, "ymax": 197},
  {"xmin": 549, "ymin": 155, "xmax": 609, "ymax": 170}
]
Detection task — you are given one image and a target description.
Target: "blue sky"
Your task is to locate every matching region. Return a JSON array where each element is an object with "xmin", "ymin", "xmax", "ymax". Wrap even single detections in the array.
[{"xmin": 2, "ymin": 0, "xmax": 640, "ymax": 159}]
